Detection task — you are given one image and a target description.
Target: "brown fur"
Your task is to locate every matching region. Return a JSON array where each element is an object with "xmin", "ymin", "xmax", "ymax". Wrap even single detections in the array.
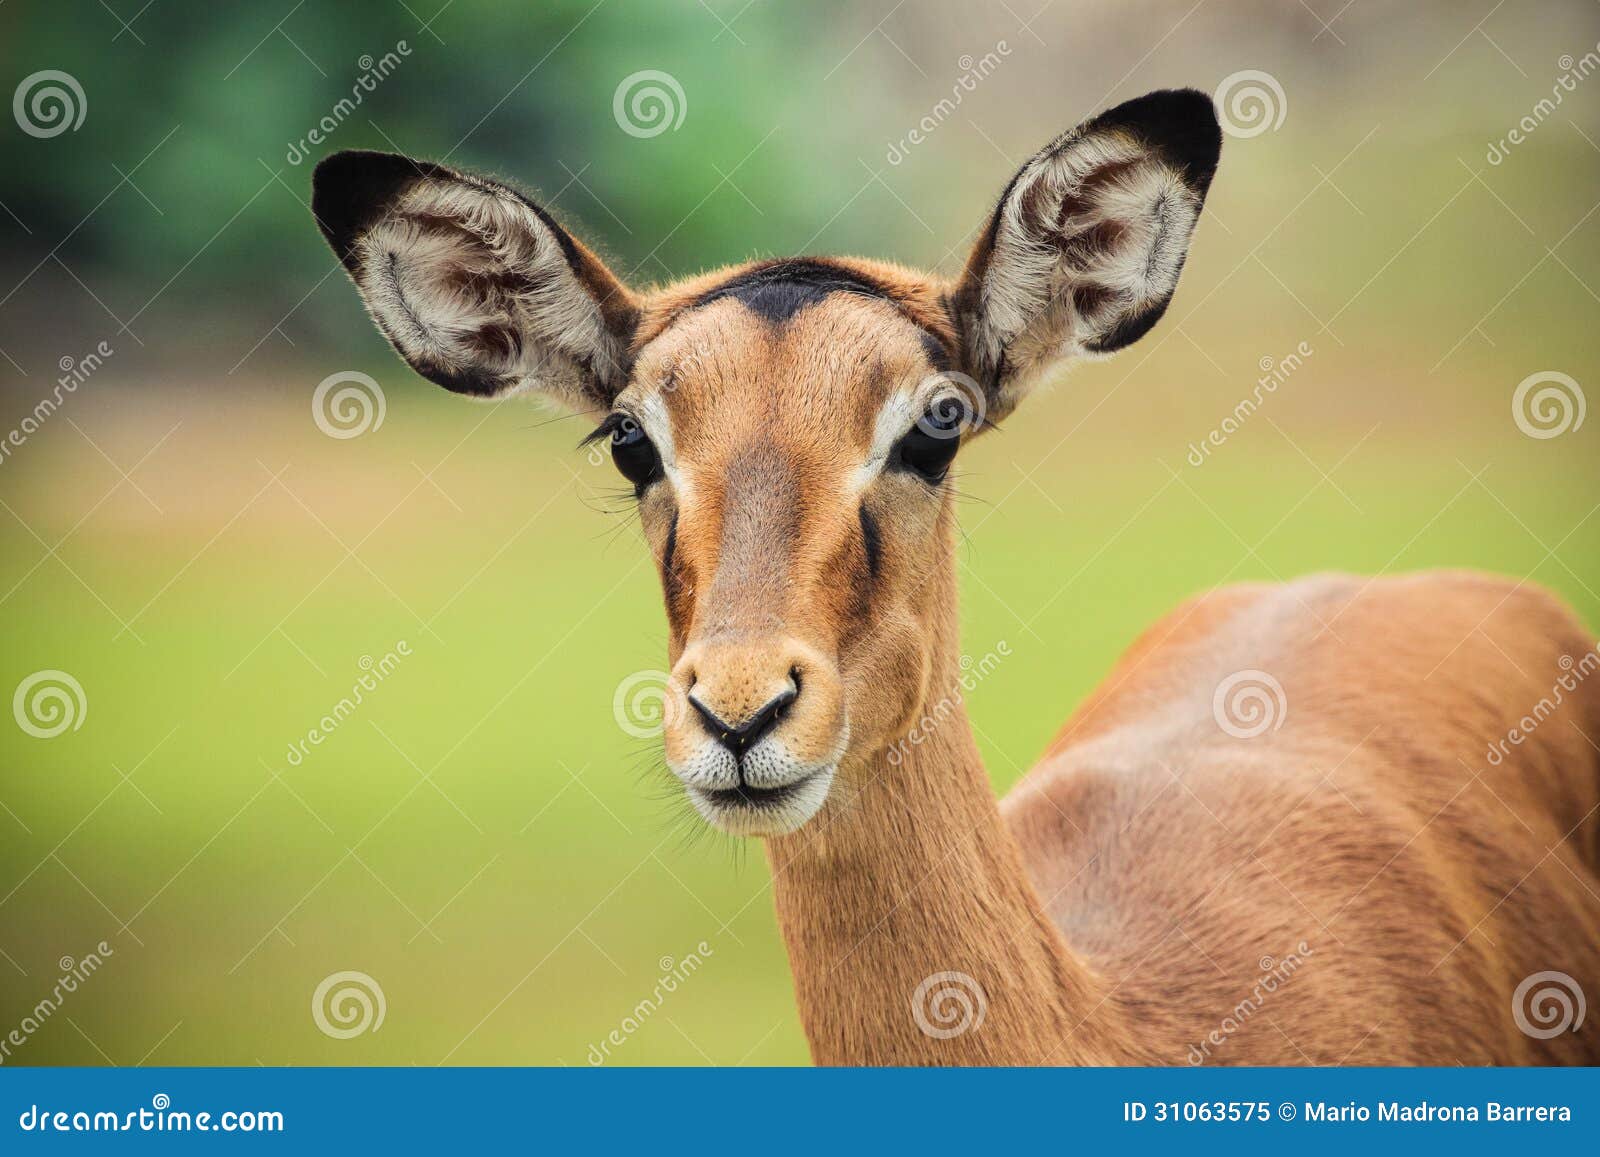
[{"xmin": 314, "ymin": 90, "xmax": 1600, "ymax": 1065}]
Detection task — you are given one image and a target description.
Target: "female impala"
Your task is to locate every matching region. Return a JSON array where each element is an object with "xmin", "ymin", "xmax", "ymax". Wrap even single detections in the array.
[{"xmin": 313, "ymin": 90, "xmax": 1600, "ymax": 1065}]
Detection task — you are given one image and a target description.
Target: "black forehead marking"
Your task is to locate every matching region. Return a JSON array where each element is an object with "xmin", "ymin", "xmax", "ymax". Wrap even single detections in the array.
[
  {"xmin": 676, "ymin": 258, "xmax": 957, "ymax": 365},
  {"xmin": 691, "ymin": 258, "xmax": 891, "ymax": 324}
]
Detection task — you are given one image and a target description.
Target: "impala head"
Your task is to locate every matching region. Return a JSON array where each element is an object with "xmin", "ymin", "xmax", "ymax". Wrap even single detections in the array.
[{"xmin": 313, "ymin": 89, "xmax": 1221, "ymax": 837}]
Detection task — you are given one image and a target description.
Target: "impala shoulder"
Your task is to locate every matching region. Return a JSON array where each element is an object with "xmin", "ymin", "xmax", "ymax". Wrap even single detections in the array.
[{"xmin": 1336, "ymin": 569, "xmax": 1591, "ymax": 642}]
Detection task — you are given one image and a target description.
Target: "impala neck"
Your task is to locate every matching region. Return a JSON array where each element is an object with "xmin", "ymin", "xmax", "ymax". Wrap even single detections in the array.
[{"xmin": 763, "ymin": 573, "xmax": 1126, "ymax": 1065}]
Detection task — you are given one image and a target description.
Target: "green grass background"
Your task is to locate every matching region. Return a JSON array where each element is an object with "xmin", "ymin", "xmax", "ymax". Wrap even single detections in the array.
[{"xmin": 1, "ymin": 0, "xmax": 1597, "ymax": 1064}]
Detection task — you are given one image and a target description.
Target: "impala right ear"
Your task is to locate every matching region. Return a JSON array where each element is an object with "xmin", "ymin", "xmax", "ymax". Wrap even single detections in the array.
[
  {"xmin": 952, "ymin": 89, "xmax": 1221, "ymax": 421},
  {"xmin": 312, "ymin": 150, "xmax": 639, "ymax": 415}
]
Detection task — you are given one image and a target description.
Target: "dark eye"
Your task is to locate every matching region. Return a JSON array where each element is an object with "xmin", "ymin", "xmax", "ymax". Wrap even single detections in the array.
[
  {"xmin": 893, "ymin": 400, "xmax": 965, "ymax": 483},
  {"xmin": 609, "ymin": 416, "xmax": 662, "ymax": 488}
]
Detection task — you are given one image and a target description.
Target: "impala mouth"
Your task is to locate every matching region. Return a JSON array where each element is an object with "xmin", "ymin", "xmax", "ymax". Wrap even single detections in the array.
[{"xmin": 685, "ymin": 766, "xmax": 835, "ymax": 836}]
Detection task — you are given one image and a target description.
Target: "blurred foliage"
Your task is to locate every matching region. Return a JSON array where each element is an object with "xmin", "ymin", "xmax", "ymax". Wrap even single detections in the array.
[{"xmin": 0, "ymin": 0, "xmax": 1598, "ymax": 1067}]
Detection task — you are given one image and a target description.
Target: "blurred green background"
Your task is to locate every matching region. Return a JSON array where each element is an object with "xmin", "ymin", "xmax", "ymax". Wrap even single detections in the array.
[{"xmin": 1, "ymin": 0, "xmax": 1597, "ymax": 1065}]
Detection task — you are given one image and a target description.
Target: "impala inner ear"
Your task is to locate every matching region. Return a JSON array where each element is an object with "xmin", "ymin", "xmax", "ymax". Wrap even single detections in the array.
[
  {"xmin": 312, "ymin": 150, "xmax": 639, "ymax": 413},
  {"xmin": 953, "ymin": 88, "xmax": 1221, "ymax": 420}
]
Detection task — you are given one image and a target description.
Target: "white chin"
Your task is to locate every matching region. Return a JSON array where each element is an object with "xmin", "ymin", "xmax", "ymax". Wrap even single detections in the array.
[{"xmin": 686, "ymin": 766, "xmax": 835, "ymax": 836}]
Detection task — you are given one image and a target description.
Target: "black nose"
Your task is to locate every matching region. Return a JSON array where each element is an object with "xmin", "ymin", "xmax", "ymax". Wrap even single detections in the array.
[{"xmin": 688, "ymin": 685, "xmax": 797, "ymax": 757}]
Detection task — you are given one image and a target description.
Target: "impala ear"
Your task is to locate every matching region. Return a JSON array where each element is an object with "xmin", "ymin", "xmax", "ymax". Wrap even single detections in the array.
[
  {"xmin": 952, "ymin": 89, "xmax": 1221, "ymax": 421},
  {"xmin": 312, "ymin": 150, "xmax": 639, "ymax": 414}
]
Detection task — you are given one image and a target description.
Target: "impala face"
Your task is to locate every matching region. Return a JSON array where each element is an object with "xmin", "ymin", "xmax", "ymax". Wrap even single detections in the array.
[
  {"xmin": 614, "ymin": 283, "xmax": 968, "ymax": 833},
  {"xmin": 312, "ymin": 89, "xmax": 1221, "ymax": 836}
]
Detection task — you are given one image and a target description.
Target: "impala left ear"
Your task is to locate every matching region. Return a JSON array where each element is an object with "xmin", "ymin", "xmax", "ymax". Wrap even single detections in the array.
[
  {"xmin": 311, "ymin": 150, "xmax": 640, "ymax": 415},
  {"xmin": 952, "ymin": 88, "xmax": 1221, "ymax": 420}
]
